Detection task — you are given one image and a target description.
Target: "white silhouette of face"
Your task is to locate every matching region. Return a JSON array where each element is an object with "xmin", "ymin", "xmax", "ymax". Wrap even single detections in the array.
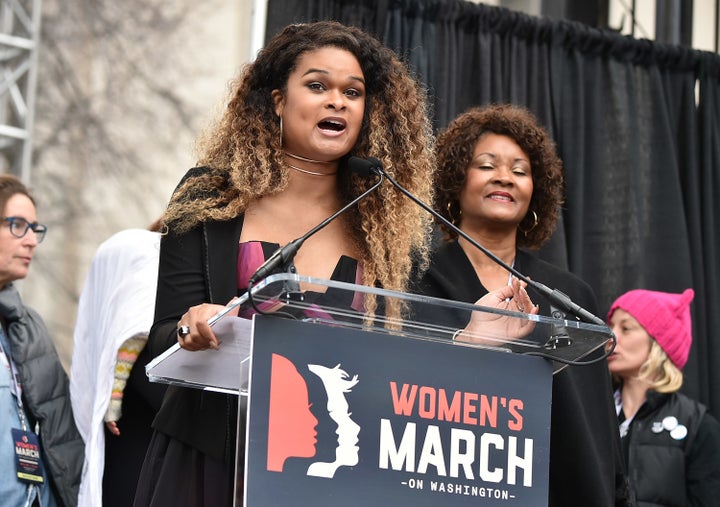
[{"xmin": 307, "ymin": 363, "xmax": 361, "ymax": 476}]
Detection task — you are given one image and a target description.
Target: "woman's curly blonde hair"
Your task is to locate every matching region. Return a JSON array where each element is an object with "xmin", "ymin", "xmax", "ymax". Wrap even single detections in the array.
[
  {"xmin": 434, "ymin": 104, "xmax": 564, "ymax": 249},
  {"xmin": 163, "ymin": 21, "xmax": 435, "ymax": 317}
]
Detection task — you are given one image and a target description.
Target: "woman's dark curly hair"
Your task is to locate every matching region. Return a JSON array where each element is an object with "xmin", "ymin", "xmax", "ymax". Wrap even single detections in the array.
[
  {"xmin": 163, "ymin": 21, "xmax": 435, "ymax": 316},
  {"xmin": 434, "ymin": 104, "xmax": 563, "ymax": 249}
]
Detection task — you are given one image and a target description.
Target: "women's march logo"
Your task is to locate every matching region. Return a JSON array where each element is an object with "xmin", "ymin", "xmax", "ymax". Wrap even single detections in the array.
[
  {"xmin": 247, "ymin": 319, "xmax": 552, "ymax": 506},
  {"xmin": 266, "ymin": 353, "xmax": 361, "ymax": 478}
]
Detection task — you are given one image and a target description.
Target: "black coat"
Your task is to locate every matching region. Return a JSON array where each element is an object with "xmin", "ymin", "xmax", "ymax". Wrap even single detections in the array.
[
  {"xmin": 147, "ymin": 213, "xmax": 245, "ymax": 464},
  {"xmin": 413, "ymin": 240, "xmax": 632, "ymax": 507},
  {"xmin": 621, "ymin": 390, "xmax": 720, "ymax": 506}
]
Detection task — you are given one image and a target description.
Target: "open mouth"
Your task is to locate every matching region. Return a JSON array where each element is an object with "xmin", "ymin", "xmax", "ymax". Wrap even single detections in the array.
[{"xmin": 318, "ymin": 119, "xmax": 346, "ymax": 132}]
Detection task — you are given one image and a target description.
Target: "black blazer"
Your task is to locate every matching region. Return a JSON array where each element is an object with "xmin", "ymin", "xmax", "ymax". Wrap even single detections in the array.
[
  {"xmin": 414, "ymin": 240, "xmax": 631, "ymax": 506},
  {"xmin": 148, "ymin": 207, "xmax": 245, "ymax": 464}
]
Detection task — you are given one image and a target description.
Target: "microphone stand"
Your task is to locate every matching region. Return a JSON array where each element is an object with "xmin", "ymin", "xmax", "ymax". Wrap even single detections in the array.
[
  {"xmin": 375, "ymin": 164, "xmax": 604, "ymax": 325},
  {"xmin": 207, "ymin": 164, "xmax": 384, "ymax": 327},
  {"xmin": 244, "ymin": 171, "xmax": 384, "ymax": 317},
  {"xmin": 359, "ymin": 157, "xmax": 615, "ymax": 365}
]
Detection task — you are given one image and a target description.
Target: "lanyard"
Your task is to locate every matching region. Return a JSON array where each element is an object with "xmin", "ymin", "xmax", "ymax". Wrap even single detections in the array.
[
  {"xmin": 0, "ymin": 332, "xmax": 28, "ymax": 431},
  {"xmin": 1, "ymin": 324, "xmax": 42, "ymax": 502}
]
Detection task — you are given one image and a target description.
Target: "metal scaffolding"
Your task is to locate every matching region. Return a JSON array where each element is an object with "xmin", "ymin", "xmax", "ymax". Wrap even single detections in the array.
[{"xmin": 0, "ymin": 0, "xmax": 41, "ymax": 182}]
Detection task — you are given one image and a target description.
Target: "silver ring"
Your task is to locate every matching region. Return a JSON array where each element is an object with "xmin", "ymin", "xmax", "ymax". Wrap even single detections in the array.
[{"xmin": 178, "ymin": 325, "xmax": 191, "ymax": 338}]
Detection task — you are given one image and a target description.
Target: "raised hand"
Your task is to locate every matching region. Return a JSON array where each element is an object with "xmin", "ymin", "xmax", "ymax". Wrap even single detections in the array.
[{"xmin": 455, "ymin": 277, "xmax": 538, "ymax": 345}]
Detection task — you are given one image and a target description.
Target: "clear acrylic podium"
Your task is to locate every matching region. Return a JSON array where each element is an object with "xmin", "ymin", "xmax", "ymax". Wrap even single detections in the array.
[
  {"xmin": 147, "ymin": 272, "xmax": 615, "ymax": 396},
  {"xmin": 146, "ymin": 273, "xmax": 614, "ymax": 507}
]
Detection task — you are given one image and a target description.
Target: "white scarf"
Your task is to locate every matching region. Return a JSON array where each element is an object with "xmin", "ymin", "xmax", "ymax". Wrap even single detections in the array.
[{"xmin": 70, "ymin": 229, "xmax": 160, "ymax": 507}]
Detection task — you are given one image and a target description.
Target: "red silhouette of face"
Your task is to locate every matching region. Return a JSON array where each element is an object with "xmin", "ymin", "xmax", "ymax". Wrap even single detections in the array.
[{"xmin": 267, "ymin": 354, "xmax": 318, "ymax": 471}]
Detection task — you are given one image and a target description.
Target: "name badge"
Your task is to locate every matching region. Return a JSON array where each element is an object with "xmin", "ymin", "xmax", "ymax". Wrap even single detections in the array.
[{"xmin": 11, "ymin": 428, "xmax": 44, "ymax": 484}]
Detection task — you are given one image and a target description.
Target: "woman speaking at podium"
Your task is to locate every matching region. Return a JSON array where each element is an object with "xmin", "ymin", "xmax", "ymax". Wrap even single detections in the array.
[
  {"xmin": 134, "ymin": 21, "xmax": 438, "ymax": 506},
  {"xmin": 415, "ymin": 104, "xmax": 631, "ymax": 506}
]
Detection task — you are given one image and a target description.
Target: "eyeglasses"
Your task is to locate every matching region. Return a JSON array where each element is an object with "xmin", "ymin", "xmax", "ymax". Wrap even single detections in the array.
[{"xmin": 2, "ymin": 216, "xmax": 47, "ymax": 243}]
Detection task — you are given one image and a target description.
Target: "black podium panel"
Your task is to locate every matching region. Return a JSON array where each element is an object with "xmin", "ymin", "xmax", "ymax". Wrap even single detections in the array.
[
  {"xmin": 244, "ymin": 316, "xmax": 552, "ymax": 506},
  {"xmin": 145, "ymin": 273, "xmax": 614, "ymax": 507}
]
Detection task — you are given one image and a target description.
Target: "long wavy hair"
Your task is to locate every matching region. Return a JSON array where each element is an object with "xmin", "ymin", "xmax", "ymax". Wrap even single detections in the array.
[
  {"xmin": 434, "ymin": 104, "xmax": 563, "ymax": 249},
  {"xmin": 163, "ymin": 21, "xmax": 435, "ymax": 317}
]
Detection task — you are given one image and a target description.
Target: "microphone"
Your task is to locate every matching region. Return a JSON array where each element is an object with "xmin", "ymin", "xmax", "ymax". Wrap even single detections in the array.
[
  {"xmin": 248, "ymin": 159, "xmax": 383, "ymax": 286},
  {"xmin": 357, "ymin": 156, "xmax": 606, "ymax": 327}
]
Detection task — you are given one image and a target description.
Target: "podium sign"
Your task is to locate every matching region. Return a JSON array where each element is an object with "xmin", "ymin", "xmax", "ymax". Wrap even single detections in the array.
[
  {"xmin": 244, "ymin": 316, "xmax": 552, "ymax": 507},
  {"xmin": 145, "ymin": 273, "xmax": 614, "ymax": 506}
]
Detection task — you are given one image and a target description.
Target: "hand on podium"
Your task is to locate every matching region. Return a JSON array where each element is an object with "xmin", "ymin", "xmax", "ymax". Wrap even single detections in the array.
[{"xmin": 176, "ymin": 298, "xmax": 239, "ymax": 351}]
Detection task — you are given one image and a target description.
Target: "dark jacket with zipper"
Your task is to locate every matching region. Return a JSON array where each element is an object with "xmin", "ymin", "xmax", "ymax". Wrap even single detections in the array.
[
  {"xmin": 0, "ymin": 284, "xmax": 84, "ymax": 507},
  {"xmin": 621, "ymin": 389, "xmax": 720, "ymax": 506}
]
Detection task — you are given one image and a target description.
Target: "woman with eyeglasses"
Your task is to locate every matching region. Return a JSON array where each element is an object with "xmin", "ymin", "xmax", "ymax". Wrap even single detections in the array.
[{"xmin": 0, "ymin": 174, "xmax": 84, "ymax": 506}]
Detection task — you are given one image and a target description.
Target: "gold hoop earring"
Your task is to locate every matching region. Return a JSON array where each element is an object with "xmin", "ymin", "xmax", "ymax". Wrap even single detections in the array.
[
  {"xmin": 279, "ymin": 116, "xmax": 283, "ymax": 148},
  {"xmin": 519, "ymin": 210, "xmax": 538, "ymax": 236},
  {"xmin": 447, "ymin": 202, "xmax": 461, "ymax": 225}
]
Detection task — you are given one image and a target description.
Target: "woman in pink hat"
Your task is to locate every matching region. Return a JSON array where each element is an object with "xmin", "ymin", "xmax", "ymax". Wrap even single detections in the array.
[{"xmin": 607, "ymin": 288, "xmax": 720, "ymax": 506}]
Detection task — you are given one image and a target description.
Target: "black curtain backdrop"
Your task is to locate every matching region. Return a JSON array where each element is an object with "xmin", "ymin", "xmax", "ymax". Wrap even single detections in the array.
[{"xmin": 266, "ymin": 0, "xmax": 720, "ymax": 416}]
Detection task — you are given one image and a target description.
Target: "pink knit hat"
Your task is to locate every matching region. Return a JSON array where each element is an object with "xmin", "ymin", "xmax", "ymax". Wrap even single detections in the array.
[{"xmin": 607, "ymin": 288, "xmax": 694, "ymax": 369}]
